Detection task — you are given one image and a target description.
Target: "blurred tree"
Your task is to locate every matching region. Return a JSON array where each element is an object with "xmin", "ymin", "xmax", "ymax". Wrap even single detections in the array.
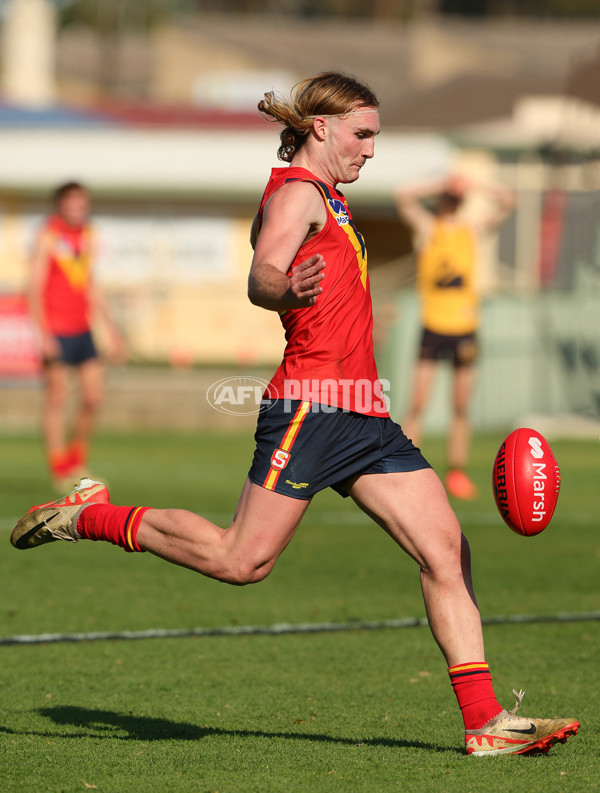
[
  {"xmin": 441, "ymin": 0, "xmax": 600, "ymax": 15},
  {"xmin": 439, "ymin": 0, "xmax": 489, "ymax": 14},
  {"xmin": 53, "ymin": 1, "xmax": 180, "ymax": 98},
  {"xmin": 48, "ymin": 0, "xmax": 600, "ymax": 21},
  {"xmin": 187, "ymin": 0, "xmax": 416, "ymax": 16},
  {"xmin": 56, "ymin": 0, "xmax": 176, "ymax": 32}
]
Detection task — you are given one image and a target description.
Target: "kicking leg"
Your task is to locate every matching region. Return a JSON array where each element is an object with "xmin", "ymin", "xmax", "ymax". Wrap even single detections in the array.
[
  {"xmin": 137, "ymin": 478, "xmax": 311, "ymax": 584},
  {"xmin": 12, "ymin": 476, "xmax": 311, "ymax": 587}
]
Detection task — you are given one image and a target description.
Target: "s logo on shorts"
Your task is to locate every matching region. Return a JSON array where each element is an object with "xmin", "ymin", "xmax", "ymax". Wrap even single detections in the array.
[{"xmin": 270, "ymin": 449, "xmax": 291, "ymax": 471}]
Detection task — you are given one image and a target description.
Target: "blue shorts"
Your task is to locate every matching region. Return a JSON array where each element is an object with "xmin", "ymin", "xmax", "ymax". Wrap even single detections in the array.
[
  {"xmin": 248, "ymin": 400, "xmax": 430, "ymax": 500},
  {"xmin": 51, "ymin": 331, "xmax": 98, "ymax": 366}
]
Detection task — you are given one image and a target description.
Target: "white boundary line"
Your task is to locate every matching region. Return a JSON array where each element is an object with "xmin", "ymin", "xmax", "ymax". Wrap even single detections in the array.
[{"xmin": 1, "ymin": 611, "xmax": 600, "ymax": 647}]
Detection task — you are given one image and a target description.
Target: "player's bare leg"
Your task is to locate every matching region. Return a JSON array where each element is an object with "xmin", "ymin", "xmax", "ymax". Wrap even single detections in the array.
[
  {"xmin": 448, "ymin": 364, "xmax": 475, "ymax": 469},
  {"xmin": 347, "ymin": 467, "xmax": 482, "ymax": 665},
  {"xmin": 43, "ymin": 362, "xmax": 68, "ymax": 454},
  {"xmin": 12, "ymin": 477, "xmax": 311, "ymax": 585},
  {"xmin": 446, "ymin": 365, "xmax": 477, "ymax": 499},
  {"xmin": 402, "ymin": 359, "xmax": 436, "ymax": 448},
  {"xmin": 74, "ymin": 358, "xmax": 104, "ymax": 448},
  {"xmin": 136, "ymin": 479, "xmax": 311, "ymax": 584},
  {"xmin": 69, "ymin": 357, "xmax": 104, "ymax": 473},
  {"xmin": 42, "ymin": 361, "xmax": 71, "ymax": 483}
]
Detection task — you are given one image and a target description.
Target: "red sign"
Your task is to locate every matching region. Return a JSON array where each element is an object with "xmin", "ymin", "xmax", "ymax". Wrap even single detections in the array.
[{"xmin": 0, "ymin": 294, "xmax": 41, "ymax": 377}]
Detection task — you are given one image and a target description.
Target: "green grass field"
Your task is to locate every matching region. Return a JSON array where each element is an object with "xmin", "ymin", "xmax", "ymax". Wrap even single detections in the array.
[{"xmin": 1, "ymin": 430, "xmax": 598, "ymax": 793}]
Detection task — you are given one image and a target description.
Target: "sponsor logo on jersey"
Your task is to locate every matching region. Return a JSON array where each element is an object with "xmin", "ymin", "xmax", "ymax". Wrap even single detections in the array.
[{"xmin": 327, "ymin": 198, "xmax": 349, "ymax": 226}]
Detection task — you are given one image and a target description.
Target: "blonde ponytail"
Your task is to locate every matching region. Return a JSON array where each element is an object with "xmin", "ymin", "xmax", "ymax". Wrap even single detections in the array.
[{"xmin": 258, "ymin": 72, "xmax": 379, "ymax": 162}]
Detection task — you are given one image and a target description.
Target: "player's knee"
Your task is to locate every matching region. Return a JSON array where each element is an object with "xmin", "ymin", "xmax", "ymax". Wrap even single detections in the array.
[
  {"xmin": 82, "ymin": 391, "xmax": 103, "ymax": 413},
  {"xmin": 46, "ymin": 392, "xmax": 66, "ymax": 411},
  {"xmin": 452, "ymin": 400, "xmax": 470, "ymax": 420},
  {"xmin": 408, "ymin": 399, "xmax": 425, "ymax": 416},
  {"xmin": 420, "ymin": 525, "xmax": 465, "ymax": 580}
]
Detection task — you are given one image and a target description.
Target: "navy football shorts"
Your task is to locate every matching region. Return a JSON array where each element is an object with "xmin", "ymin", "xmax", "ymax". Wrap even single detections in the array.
[
  {"xmin": 51, "ymin": 331, "xmax": 98, "ymax": 366},
  {"xmin": 248, "ymin": 399, "xmax": 430, "ymax": 500},
  {"xmin": 419, "ymin": 328, "xmax": 479, "ymax": 368}
]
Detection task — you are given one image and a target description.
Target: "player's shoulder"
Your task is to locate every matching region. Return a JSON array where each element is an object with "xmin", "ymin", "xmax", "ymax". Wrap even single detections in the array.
[
  {"xmin": 38, "ymin": 215, "xmax": 65, "ymax": 242},
  {"xmin": 274, "ymin": 178, "xmax": 325, "ymax": 201},
  {"xmin": 36, "ymin": 222, "xmax": 58, "ymax": 250},
  {"xmin": 264, "ymin": 179, "xmax": 326, "ymax": 222}
]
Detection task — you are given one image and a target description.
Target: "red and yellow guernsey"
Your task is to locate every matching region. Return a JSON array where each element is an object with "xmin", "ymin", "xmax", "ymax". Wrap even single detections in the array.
[
  {"xmin": 41, "ymin": 214, "xmax": 94, "ymax": 336},
  {"xmin": 257, "ymin": 167, "xmax": 388, "ymax": 417}
]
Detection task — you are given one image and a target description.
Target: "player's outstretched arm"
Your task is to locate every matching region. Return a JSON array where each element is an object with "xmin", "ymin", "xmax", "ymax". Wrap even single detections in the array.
[{"xmin": 248, "ymin": 181, "xmax": 326, "ymax": 311}]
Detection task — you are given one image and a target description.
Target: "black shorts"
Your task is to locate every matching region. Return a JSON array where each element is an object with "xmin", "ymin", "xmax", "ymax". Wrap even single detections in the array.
[
  {"xmin": 51, "ymin": 331, "xmax": 98, "ymax": 367},
  {"xmin": 418, "ymin": 328, "xmax": 478, "ymax": 368},
  {"xmin": 248, "ymin": 400, "xmax": 430, "ymax": 500}
]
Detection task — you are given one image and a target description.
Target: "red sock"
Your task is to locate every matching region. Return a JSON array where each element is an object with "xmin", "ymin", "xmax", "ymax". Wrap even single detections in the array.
[
  {"xmin": 77, "ymin": 504, "xmax": 151, "ymax": 553},
  {"xmin": 49, "ymin": 448, "xmax": 70, "ymax": 478},
  {"xmin": 448, "ymin": 662, "xmax": 503, "ymax": 730},
  {"xmin": 67, "ymin": 440, "xmax": 88, "ymax": 469}
]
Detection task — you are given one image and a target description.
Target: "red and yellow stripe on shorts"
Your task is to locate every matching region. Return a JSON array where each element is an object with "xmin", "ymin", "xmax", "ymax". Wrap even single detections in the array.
[{"xmin": 263, "ymin": 401, "xmax": 311, "ymax": 491}]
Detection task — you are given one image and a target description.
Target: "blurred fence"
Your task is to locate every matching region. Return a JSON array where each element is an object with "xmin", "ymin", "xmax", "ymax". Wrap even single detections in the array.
[{"xmin": 382, "ymin": 260, "xmax": 600, "ymax": 435}]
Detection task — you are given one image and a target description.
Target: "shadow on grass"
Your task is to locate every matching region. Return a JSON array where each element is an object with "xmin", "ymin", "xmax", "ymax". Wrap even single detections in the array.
[{"xmin": 0, "ymin": 705, "xmax": 462, "ymax": 755}]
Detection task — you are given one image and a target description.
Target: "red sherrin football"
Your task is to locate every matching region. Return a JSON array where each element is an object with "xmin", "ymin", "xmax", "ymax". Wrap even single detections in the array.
[{"xmin": 492, "ymin": 428, "xmax": 561, "ymax": 536}]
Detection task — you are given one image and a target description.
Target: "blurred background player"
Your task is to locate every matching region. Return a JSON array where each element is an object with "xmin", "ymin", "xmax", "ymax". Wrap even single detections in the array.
[
  {"xmin": 395, "ymin": 175, "xmax": 515, "ymax": 500},
  {"xmin": 27, "ymin": 181, "xmax": 125, "ymax": 488}
]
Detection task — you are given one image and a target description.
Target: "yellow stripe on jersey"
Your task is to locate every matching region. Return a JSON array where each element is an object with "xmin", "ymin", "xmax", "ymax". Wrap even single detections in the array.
[
  {"xmin": 312, "ymin": 181, "xmax": 368, "ymax": 290},
  {"xmin": 263, "ymin": 401, "xmax": 311, "ymax": 491},
  {"xmin": 49, "ymin": 228, "xmax": 93, "ymax": 291},
  {"xmin": 340, "ymin": 218, "xmax": 368, "ymax": 289},
  {"xmin": 263, "ymin": 468, "xmax": 279, "ymax": 491},
  {"xmin": 280, "ymin": 400, "xmax": 311, "ymax": 451}
]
